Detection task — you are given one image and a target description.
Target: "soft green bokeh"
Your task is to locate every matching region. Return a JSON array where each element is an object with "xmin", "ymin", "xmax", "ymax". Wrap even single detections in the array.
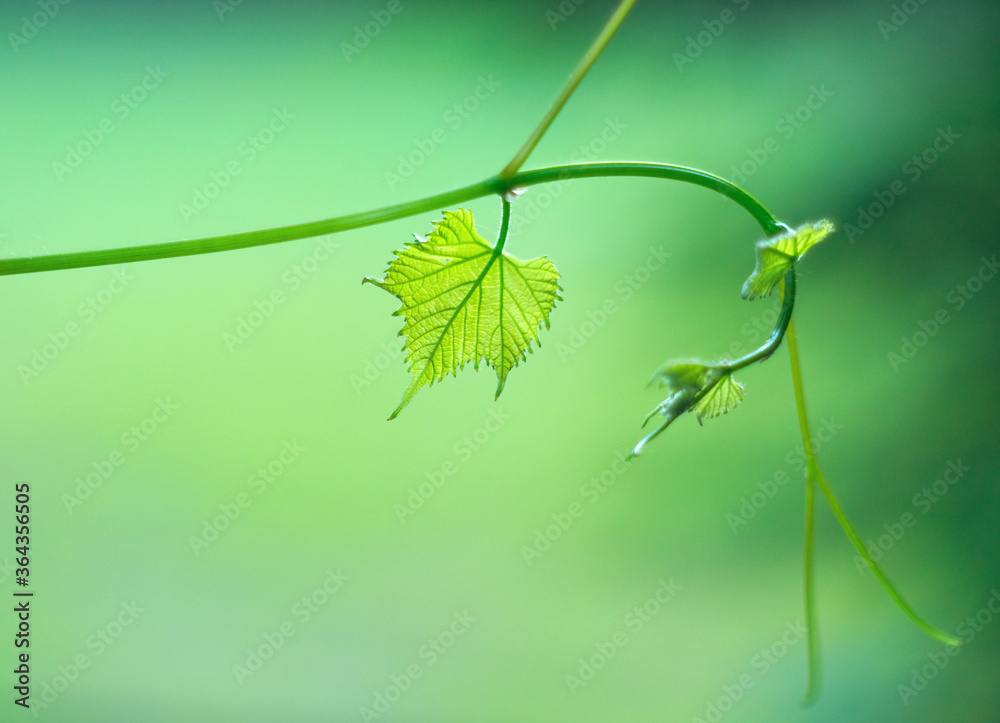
[{"xmin": 1, "ymin": 1, "xmax": 998, "ymax": 721}]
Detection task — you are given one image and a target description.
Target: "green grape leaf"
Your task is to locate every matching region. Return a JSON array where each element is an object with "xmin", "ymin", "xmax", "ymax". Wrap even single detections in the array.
[
  {"xmin": 742, "ymin": 220, "xmax": 834, "ymax": 300},
  {"xmin": 692, "ymin": 372, "xmax": 744, "ymax": 422},
  {"xmin": 363, "ymin": 208, "xmax": 561, "ymax": 419}
]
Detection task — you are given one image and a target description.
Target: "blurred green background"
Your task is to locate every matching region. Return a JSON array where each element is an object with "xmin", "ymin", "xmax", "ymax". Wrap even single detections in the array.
[{"xmin": 1, "ymin": 0, "xmax": 998, "ymax": 720}]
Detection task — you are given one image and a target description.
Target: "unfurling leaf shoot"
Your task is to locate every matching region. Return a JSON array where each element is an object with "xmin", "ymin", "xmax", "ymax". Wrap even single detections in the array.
[
  {"xmin": 631, "ymin": 359, "xmax": 743, "ymax": 457},
  {"xmin": 742, "ymin": 220, "xmax": 834, "ymax": 300}
]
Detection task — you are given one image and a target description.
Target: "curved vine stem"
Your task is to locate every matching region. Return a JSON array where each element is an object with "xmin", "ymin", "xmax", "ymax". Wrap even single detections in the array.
[
  {"xmin": 629, "ymin": 267, "xmax": 795, "ymax": 457},
  {"xmin": 0, "ymin": 0, "xmax": 651, "ymax": 279},
  {"xmin": 726, "ymin": 265, "xmax": 795, "ymax": 371},
  {"xmin": 0, "ymin": 162, "xmax": 779, "ymax": 277}
]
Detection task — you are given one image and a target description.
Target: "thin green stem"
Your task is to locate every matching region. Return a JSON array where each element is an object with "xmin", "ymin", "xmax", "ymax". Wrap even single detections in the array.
[
  {"xmin": 511, "ymin": 163, "xmax": 781, "ymax": 234},
  {"xmin": 726, "ymin": 267, "xmax": 795, "ymax": 372},
  {"xmin": 787, "ymin": 316, "xmax": 820, "ymax": 702},
  {"xmin": 0, "ymin": 162, "xmax": 779, "ymax": 277},
  {"xmin": 500, "ymin": 0, "xmax": 637, "ymax": 179},
  {"xmin": 785, "ymin": 317, "xmax": 962, "ymax": 665},
  {"xmin": 813, "ymin": 466, "xmax": 961, "ymax": 647},
  {"xmin": 802, "ymin": 466, "xmax": 819, "ymax": 703}
]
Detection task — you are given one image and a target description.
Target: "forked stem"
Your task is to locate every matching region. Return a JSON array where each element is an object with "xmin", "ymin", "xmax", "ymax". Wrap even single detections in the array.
[{"xmin": 785, "ymin": 312, "xmax": 961, "ymax": 700}]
